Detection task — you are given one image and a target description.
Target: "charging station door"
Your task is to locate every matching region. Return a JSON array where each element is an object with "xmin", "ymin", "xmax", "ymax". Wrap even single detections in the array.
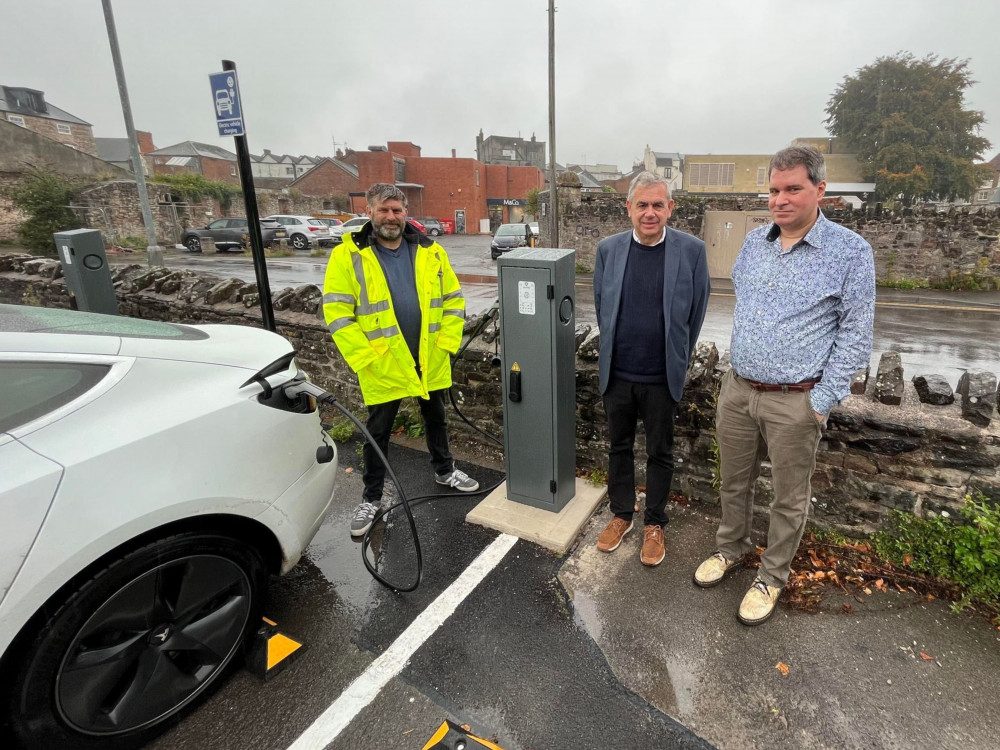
[
  {"xmin": 53, "ymin": 228, "xmax": 119, "ymax": 316},
  {"xmin": 497, "ymin": 248, "xmax": 576, "ymax": 512}
]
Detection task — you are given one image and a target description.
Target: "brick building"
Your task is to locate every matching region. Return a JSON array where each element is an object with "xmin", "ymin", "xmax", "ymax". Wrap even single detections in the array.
[
  {"xmin": 147, "ymin": 141, "xmax": 239, "ymax": 184},
  {"xmin": 337, "ymin": 142, "xmax": 544, "ymax": 232},
  {"xmin": 289, "ymin": 157, "xmax": 360, "ymax": 198},
  {"xmin": 0, "ymin": 85, "xmax": 97, "ymax": 156}
]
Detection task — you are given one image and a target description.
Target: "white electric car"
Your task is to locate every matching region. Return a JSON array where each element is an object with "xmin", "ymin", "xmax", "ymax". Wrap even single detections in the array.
[{"xmin": 0, "ymin": 304, "xmax": 337, "ymax": 749}]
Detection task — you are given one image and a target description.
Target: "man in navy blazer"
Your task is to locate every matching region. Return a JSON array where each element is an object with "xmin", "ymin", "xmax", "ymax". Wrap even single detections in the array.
[{"xmin": 593, "ymin": 171, "xmax": 710, "ymax": 566}]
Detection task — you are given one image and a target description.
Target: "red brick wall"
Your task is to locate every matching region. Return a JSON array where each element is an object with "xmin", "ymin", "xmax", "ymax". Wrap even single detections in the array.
[
  {"xmin": 201, "ymin": 157, "xmax": 240, "ymax": 184},
  {"xmin": 407, "ymin": 157, "xmax": 487, "ymax": 231},
  {"xmin": 136, "ymin": 131, "xmax": 156, "ymax": 154},
  {"xmin": 387, "ymin": 141, "xmax": 421, "ymax": 158},
  {"xmin": 352, "ymin": 152, "xmax": 395, "ymax": 190},
  {"xmin": 291, "ymin": 161, "xmax": 360, "ymax": 196}
]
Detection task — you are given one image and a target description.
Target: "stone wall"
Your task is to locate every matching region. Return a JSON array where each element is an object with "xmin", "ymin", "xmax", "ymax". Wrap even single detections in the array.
[
  {"xmin": 541, "ymin": 179, "xmax": 1000, "ymax": 287},
  {"xmin": 3, "ymin": 254, "xmax": 997, "ymax": 536}
]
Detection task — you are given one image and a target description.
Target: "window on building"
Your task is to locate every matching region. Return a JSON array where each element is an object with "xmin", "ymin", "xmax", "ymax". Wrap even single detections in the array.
[
  {"xmin": 393, "ymin": 158, "xmax": 406, "ymax": 183},
  {"xmin": 6, "ymin": 114, "xmax": 26, "ymax": 127},
  {"xmin": 502, "ymin": 149, "xmax": 516, "ymax": 160},
  {"xmin": 285, "ymin": 166, "xmax": 294, "ymax": 175},
  {"xmin": 978, "ymin": 189, "xmax": 991, "ymax": 201},
  {"xmin": 757, "ymin": 167, "xmax": 767, "ymax": 186},
  {"xmin": 56, "ymin": 123, "xmax": 72, "ymax": 135},
  {"xmin": 475, "ymin": 168, "xmax": 480, "ymax": 187},
  {"xmin": 665, "ymin": 167, "xmax": 672, "ymax": 179},
  {"xmin": 230, "ymin": 164, "xmax": 237, "ymax": 176},
  {"xmin": 688, "ymin": 162, "xmax": 735, "ymax": 188}
]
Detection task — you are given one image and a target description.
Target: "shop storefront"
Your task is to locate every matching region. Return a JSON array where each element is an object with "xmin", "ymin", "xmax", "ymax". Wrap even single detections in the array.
[{"xmin": 486, "ymin": 198, "xmax": 525, "ymax": 232}]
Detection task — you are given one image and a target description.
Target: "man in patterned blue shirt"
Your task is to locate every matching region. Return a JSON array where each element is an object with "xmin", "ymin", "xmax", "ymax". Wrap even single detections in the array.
[{"xmin": 693, "ymin": 145, "xmax": 875, "ymax": 625}]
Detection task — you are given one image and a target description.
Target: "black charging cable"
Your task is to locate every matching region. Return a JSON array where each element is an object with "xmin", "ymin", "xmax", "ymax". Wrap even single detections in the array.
[{"xmin": 282, "ymin": 304, "xmax": 505, "ymax": 592}]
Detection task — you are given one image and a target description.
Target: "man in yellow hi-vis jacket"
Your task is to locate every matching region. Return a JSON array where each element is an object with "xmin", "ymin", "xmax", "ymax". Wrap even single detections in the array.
[{"xmin": 323, "ymin": 183, "xmax": 479, "ymax": 537}]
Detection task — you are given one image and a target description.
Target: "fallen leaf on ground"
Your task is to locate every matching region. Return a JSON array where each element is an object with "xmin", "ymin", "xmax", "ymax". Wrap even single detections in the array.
[
  {"xmin": 842, "ymin": 604, "xmax": 853, "ymax": 614},
  {"xmin": 775, "ymin": 662, "xmax": 790, "ymax": 676},
  {"xmin": 863, "ymin": 587, "xmax": 873, "ymax": 595},
  {"xmin": 919, "ymin": 652, "xmax": 934, "ymax": 660}
]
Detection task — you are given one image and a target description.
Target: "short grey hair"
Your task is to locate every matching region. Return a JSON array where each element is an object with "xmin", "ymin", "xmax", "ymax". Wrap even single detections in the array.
[
  {"xmin": 365, "ymin": 182, "xmax": 407, "ymax": 207},
  {"xmin": 627, "ymin": 171, "xmax": 672, "ymax": 202},
  {"xmin": 768, "ymin": 145, "xmax": 826, "ymax": 185}
]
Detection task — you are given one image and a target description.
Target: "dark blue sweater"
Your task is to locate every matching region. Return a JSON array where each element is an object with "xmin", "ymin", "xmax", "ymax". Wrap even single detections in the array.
[{"xmin": 611, "ymin": 236, "xmax": 666, "ymax": 383}]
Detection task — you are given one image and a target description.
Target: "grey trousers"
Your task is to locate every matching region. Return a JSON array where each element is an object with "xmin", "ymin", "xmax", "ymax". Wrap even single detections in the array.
[{"xmin": 715, "ymin": 370, "xmax": 825, "ymax": 588}]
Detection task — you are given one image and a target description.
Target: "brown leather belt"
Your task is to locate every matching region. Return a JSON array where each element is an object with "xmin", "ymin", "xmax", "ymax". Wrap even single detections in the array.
[{"xmin": 740, "ymin": 376, "xmax": 820, "ymax": 393}]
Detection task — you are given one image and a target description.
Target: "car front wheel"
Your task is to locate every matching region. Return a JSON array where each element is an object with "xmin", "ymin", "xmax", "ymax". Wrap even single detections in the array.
[
  {"xmin": 290, "ymin": 234, "xmax": 308, "ymax": 250},
  {"xmin": 4, "ymin": 533, "xmax": 267, "ymax": 750},
  {"xmin": 185, "ymin": 236, "xmax": 202, "ymax": 253}
]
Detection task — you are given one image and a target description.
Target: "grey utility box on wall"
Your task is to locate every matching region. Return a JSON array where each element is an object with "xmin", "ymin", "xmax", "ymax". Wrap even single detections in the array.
[
  {"xmin": 497, "ymin": 247, "xmax": 577, "ymax": 512},
  {"xmin": 53, "ymin": 228, "xmax": 119, "ymax": 316}
]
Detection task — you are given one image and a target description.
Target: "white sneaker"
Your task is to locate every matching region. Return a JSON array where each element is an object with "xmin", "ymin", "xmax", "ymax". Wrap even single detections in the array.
[{"xmin": 435, "ymin": 468, "xmax": 480, "ymax": 492}]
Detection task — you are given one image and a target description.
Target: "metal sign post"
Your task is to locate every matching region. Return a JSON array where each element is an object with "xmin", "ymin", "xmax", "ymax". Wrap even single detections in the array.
[{"xmin": 209, "ymin": 61, "xmax": 275, "ymax": 332}]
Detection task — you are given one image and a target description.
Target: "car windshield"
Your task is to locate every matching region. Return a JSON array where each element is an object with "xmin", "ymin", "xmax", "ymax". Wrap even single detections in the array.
[
  {"xmin": 496, "ymin": 224, "xmax": 525, "ymax": 236},
  {"xmin": 0, "ymin": 304, "xmax": 206, "ymax": 340}
]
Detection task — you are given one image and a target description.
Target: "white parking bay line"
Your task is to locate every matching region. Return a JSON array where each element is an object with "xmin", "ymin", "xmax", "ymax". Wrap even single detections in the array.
[{"xmin": 286, "ymin": 532, "xmax": 519, "ymax": 750}]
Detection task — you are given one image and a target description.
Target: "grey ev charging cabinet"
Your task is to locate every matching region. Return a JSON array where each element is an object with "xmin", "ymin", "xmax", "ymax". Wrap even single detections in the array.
[
  {"xmin": 54, "ymin": 228, "xmax": 119, "ymax": 316},
  {"xmin": 497, "ymin": 248, "xmax": 576, "ymax": 512}
]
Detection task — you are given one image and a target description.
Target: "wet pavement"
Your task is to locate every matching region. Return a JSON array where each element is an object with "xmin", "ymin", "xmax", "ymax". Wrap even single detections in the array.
[
  {"xmin": 145, "ymin": 431, "xmax": 1000, "ymax": 750},
  {"xmin": 150, "ymin": 439, "xmax": 712, "ymax": 750},
  {"xmin": 560, "ymin": 503, "xmax": 1000, "ymax": 750}
]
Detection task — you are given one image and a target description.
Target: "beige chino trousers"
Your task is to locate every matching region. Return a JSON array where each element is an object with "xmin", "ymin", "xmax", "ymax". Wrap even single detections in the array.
[{"xmin": 715, "ymin": 369, "xmax": 825, "ymax": 588}]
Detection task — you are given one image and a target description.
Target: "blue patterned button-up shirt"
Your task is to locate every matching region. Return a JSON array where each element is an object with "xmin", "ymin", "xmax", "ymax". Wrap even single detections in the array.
[{"xmin": 730, "ymin": 211, "xmax": 875, "ymax": 415}]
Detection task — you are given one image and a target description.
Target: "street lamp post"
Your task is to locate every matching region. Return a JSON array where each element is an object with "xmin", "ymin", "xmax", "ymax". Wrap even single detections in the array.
[{"xmin": 101, "ymin": 0, "xmax": 163, "ymax": 267}]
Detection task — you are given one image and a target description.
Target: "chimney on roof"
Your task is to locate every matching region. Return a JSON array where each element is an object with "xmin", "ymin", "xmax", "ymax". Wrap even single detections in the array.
[
  {"xmin": 451, "ymin": 149, "xmax": 456, "ymax": 158},
  {"xmin": 136, "ymin": 131, "xmax": 156, "ymax": 154},
  {"xmin": 263, "ymin": 148, "xmax": 271, "ymax": 155}
]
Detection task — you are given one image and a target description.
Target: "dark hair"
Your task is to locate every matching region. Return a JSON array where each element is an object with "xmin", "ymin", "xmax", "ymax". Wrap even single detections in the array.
[
  {"xmin": 768, "ymin": 145, "xmax": 826, "ymax": 185},
  {"xmin": 365, "ymin": 182, "xmax": 407, "ymax": 207}
]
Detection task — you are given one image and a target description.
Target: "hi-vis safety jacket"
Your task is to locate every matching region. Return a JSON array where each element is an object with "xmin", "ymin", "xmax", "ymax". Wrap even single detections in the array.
[{"xmin": 322, "ymin": 221, "xmax": 465, "ymax": 405}]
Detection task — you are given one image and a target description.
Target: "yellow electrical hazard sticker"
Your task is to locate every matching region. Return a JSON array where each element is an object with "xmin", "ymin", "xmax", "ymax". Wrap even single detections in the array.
[{"xmin": 511, "ymin": 362, "xmax": 521, "ymax": 372}]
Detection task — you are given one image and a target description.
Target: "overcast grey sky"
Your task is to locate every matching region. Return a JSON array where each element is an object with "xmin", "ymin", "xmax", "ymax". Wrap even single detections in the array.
[{"xmin": 5, "ymin": 0, "xmax": 1000, "ymax": 170}]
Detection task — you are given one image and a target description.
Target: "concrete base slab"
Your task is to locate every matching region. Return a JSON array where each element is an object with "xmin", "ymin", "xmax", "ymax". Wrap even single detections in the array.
[{"xmin": 466, "ymin": 478, "xmax": 607, "ymax": 555}]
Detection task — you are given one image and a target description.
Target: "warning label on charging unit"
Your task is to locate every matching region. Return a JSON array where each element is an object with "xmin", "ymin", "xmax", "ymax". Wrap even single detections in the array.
[{"xmin": 517, "ymin": 281, "xmax": 536, "ymax": 315}]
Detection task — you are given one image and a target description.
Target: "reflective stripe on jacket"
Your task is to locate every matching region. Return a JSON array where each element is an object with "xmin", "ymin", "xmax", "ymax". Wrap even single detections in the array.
[{"xmin": 322, "ymin": 221, "xmax": 465, "ymax": 405}]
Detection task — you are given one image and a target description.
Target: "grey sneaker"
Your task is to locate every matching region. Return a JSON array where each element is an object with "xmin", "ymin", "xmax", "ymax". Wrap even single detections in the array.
[
  {"xmin": 435, "ymin": 468, "xmax": 480, "ymax": 492},
  {"xmin": 350, "ymin": 501, "xmax": 379, "ymax": 537}
]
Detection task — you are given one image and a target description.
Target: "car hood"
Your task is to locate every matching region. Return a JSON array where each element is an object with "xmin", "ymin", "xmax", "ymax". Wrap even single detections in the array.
[
  {"xmin": 493, "ymin": 236, "xmax": 523, "ymax": 247},
  {"xmin": 117, "ymin": 324, "xmax": 294, "ymax": 370}
]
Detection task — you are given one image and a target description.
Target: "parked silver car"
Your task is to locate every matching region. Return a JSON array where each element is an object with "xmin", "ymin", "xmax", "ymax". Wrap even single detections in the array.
[{"xmin": 264, "ymin": 215, "xmax": 332, "ymax": 250}]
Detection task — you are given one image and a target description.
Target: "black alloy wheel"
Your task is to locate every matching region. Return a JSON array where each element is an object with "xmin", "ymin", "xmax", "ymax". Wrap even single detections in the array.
[
  {"xmin": 5, "ymin": 534, "xmax": 266, "ymax": 750},
  {"xmin": 290, "ymin": 233, "xmax": 308, "ymax": 250},
  {"xmin": 185, "ymin": 236, "xmax": 202, "ymax": 253}
]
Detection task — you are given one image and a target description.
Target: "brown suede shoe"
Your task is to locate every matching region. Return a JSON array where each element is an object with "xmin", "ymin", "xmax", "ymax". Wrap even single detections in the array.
[
  {"xmin": 596, "ymin": 517, "xmax": 633, "ymax": 552},
  {"xmin": 640, "ymin": 525, "xmax": 665, "ymax": 567}
]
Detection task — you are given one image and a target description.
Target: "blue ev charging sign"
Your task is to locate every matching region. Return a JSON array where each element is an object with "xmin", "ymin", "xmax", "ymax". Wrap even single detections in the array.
[{"xmin": 209, "ymin": 71, "xmax": 244, "ymax": 136}]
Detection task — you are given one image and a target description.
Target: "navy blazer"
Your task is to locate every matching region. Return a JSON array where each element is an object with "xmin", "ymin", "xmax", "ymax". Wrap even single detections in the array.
[{"xmin": 593, "ymin": 228, "xmax": 711, "ymax": 401}]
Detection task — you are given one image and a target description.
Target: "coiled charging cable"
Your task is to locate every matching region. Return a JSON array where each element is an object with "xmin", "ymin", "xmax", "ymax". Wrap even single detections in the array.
[{"xmin": 282, "ymin": 302, "xmax": 505, "ymax": 592}]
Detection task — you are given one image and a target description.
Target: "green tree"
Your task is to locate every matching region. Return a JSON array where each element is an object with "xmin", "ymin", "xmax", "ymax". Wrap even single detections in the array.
[
  {"xmin": 524, "ymin": 187, "xmax": 540, "ymax": 217},
  {"xmin": 825, "ymin": 53, "xmax": 992, "ymax": 204},
  {"xmin": 8, "ymin": 171, "xmax": 82, "ymax": 254}
]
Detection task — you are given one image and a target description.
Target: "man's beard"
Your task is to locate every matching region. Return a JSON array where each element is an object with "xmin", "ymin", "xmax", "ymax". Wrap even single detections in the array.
[{"xmin": 374, "ymin": 220, "xmax": 403, "ymax": 242}]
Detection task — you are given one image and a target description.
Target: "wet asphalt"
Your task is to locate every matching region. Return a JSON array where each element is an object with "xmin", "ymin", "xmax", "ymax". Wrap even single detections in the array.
[{"xmin": 149, "ymin": 438, "xmax": 713, "ymax": 750}]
